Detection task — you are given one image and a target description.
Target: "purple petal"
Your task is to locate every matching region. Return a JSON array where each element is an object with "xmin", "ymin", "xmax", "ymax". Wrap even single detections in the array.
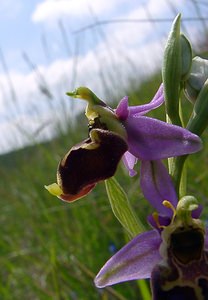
[
  {"xmin": 125, "ymin": 116, "xmax": 202, "ymax": 160},
  {"xmin": 115, "ymin": 96, "xmax": 129, "ymax": 120},
  {"xmin": 94, "ymin": 230, "xmax": 161, "ymax": 288},
  {"xmin": 140, "ymin": 160, "xmax": 178, "ymax": 216},
  {"xmin": 147, "ymin": 214, "xmax": 171, "ymax": 230},
  {"xmin": 122, "ymin": 151, "xmax": 137, "ymax": 177},
  {"xmin": 128, "ymin": 84, "xmax": 164, "ymax": 116}
]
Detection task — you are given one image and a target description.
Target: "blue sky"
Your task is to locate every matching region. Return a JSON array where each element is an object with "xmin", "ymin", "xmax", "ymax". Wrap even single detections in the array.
[
  {"xmin": 0, "ymin": 1, "xmax": 41, "ymax": 71},
  {"xmin": 0, "ymin": 0, "xmax": 208, "ymax": 153}
]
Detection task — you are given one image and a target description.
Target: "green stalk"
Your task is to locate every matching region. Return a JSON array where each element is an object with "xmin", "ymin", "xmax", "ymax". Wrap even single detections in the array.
[
  {"xmin": 137, "ymin": 280, "xmax": 151, "ymax": 300},
  {"xmin": 170, "ymin": 154, "xmax": 187, "ymax": 198}
]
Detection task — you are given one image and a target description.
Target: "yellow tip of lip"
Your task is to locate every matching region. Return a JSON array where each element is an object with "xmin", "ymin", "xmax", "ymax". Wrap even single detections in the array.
[
  {"xmin": 66, "ymin": 91, "xmax": 77, "ymax": 97},
  {"xmin": 66, "ymin": 87, "xmax": 88, "ymax": 99},
  {"xmin": 44, "ymin": 183, "xmax": 63, "ymax": 197}
]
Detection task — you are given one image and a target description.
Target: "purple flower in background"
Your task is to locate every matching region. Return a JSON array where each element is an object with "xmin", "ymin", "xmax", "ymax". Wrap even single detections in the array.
[
  {"xmin": 45, "ymin": 85, "xmax": 202, "ymax": 202},
  {"xmin": 95, "ymin": 161, "xmax": 208, "ymax": 299}
]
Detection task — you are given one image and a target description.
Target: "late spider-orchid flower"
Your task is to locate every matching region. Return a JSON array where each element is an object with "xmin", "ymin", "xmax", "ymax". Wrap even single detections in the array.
[
  {"xmin": 45, "ymin": 85, "xmax": 202, "ymax": 202},
  {"xmin": 95, "ymin": 161, "xmax": 208, "ymax": 299}
]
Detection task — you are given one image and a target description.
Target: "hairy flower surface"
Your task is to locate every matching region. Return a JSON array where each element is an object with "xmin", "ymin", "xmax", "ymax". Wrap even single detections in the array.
[
  {"xmin": 95, "ymin": 161, "xmax": 208, "ymax": 299},
  {"xmin": 45, "ymin": 85, "xmax": 202, "ymax": 202}
]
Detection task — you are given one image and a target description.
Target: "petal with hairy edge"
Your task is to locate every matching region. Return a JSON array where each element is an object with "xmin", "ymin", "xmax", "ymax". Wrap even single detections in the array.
[
  {"xmin": 122, "ymin": 151, "xmax": 137, "ymax": 177},
  {"xmin": 125, "ymin": 116, "xmax": 202, "ymax": 160},
  {"xmin": 140, "ymin": 160, "xmax": 178, "ymax": 216},
  {"xmin": 128, "ymin": 84, "xmax": 164, "ymax": 116},
  {"xmin": 94, "ymin": 230, "xmax": 161, "ymax": 288}
]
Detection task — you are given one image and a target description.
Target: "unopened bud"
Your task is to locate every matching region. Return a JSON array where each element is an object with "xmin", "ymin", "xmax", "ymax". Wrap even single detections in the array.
[
  {"xmin": 187, "ymin": 77, "xmax": 208, "ymax": 136},
  {"xmin": 180, "ymin": 34, "xmax": 192, "ymax": 80},
  {"xmin": 184, "ymin": 56, "xmax": 208, "ymax": 103}
]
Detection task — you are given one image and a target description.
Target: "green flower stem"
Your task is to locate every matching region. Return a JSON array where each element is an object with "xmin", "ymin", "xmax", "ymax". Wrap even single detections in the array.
[
  {"xmin": 173, "ymin": 80, "xmax": 208, "ymax": 197},
  {"xmin": 137, "ymin": 280, "xmax": 151, "ymax": 300},
  {"xmin": 170, "ymin": 154, "xmax": 188, "ymax": 198},
  {"xmin": 179, "ymin": 163, "xmax": 187, "ymax": 198},
  {"xmin": 167, "ymin": 84, "xmax": 189, "ymax": 199}
]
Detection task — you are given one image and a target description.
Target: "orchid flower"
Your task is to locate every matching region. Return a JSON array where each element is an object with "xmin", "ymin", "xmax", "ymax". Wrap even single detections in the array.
[
  {"xmin": 95, "ymin": 160, "xmax": 208, "ymax": 299},
  {"xmin": 45, "ymin": 85, "xmax": 202, "ymax": 202}
]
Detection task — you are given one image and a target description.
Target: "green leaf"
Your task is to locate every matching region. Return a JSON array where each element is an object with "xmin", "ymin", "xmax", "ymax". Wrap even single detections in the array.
[{"xmin": 105, "ymin": 177, "xmax": 145, "ymax": 237}]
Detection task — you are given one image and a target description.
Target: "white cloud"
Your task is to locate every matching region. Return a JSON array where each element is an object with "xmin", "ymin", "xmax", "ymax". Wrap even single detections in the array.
[{"xmin": 32, "ymin": 0, "xmax": 126, "ymax": 23}]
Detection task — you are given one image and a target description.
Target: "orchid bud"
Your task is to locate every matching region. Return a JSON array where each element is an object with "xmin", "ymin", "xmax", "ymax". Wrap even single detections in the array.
[
  {"xmin": 180, "ymin": 34, "xmax": 192, "ymax": 81},
  {"xmin": 162, "ymin": 14, "xmax": 193, "ymax": 126},
  {"xmin": 187, "ymin": 77, "xmax": 208, "ymax": 136},
  {"xmin": 162, "ymin": 14, "xmax": 181, "ymax": 125},
  {"xmin": 184, "ymin": 56, "xmax": 208, "ymax": 103}
]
